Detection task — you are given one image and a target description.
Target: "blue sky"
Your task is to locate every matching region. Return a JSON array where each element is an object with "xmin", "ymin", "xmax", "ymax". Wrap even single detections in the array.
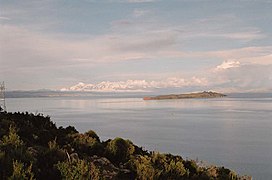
[{"xmin": 0, "ymin": 0, "xmax": 272, "ymax": 92}]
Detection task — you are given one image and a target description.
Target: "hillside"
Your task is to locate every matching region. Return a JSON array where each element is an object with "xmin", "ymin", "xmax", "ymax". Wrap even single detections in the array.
[{"xmin": 0, "ymin": 108, "xmax": 248, "ymax": 179}]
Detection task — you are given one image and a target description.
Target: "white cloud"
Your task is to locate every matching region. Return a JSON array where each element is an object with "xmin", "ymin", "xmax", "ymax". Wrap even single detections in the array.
[
  {"xmin": 206, "ymin": 32, "xmax": 263, "ymax": 41},
  {"xmin": 175, "ymin": 15, "xmax": 266, "ymax": 42},
  {"xmin": 209, "ymin": 62, "xmax": 272, "ymax": 92},
  {"xmin": 0, "ymin": 24, "xmax": 179, "ymax": 71},
  {"xmin": 1, "ymin": 24, "xmax": 271, "ymax": 91},
  {"xmin": 119, "ymin": 0, "xmax": 156, "ymax": 3},
  {"xmin": 133, "ymin": 9, "xmax": 150, "ymax": 17},
  {"xmin": 215, "ymin": 60, "xmax": 240, "ymax": 70},
  {"xmin": 205, "ymin": 46, "xmax": 272, "ymax": 60},
  {"xmin": 61, "ymin": 62, "xmax": 272, "ymax": 92},
  {"xmin": 108, "ymin": 0, "xmax": 156, "ymax": 3},
  {"xmin": 0, "ymin": 16, "xmax": 10, "ymax": 20},
  {"xmin": 1, "ymin": 13, "xmax": 269, "ymax": 72},
  {"xmin": 1, "ymin": 4, "xmax": 271, "ymax": 91},
  {"xmin": 219, "ymin": 31, "xmax": 264, "ymax": 41}
]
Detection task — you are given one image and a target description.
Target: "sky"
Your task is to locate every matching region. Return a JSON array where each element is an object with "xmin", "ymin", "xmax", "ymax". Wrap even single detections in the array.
[{"xmin": 0, "ymin": 0, "xmax": 272, "ymax": 92}]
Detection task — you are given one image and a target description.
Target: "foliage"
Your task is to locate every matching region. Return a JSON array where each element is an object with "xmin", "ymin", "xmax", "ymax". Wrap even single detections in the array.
[
  {"xmin": 106, "ymin": 137, "xmax": 135, "ymax": 163},
  {"xmin": 85, "ymin": 130, "xmax": 100, "ymax": 142},
  {"xmin": 0, "ymin": 111, "xmax": 242, "ymax": 180},
  {"xmin": 56, "ymin": 159, "xmax": 91, "ymax": 180},
  {"xmin": 9, "ymin": 160, "xmax": 35, "ymax": 180},
  {"xmin": 1, "ymin": 126, "xmax": 24, "ymax": 148},
  {"xmin": 217, "ymin": 167, "xmax": 238, "ymax": 180},
  {"xmin": 128, "ymin": 152, "xmax": 188, "ymax": 179},
  {"xmin": 71, "ymin": 132, "xmax": 103, "ymax": 157}
]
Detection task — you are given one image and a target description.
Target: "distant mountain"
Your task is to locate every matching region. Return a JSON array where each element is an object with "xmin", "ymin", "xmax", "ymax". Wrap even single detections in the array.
[
  {"xmin": 60, "ymin": 81, "xmax": 151, "ymax": 92},
  {"xmin": 60, "ymin": 78, "xmax": 208, "ymax": 92}
]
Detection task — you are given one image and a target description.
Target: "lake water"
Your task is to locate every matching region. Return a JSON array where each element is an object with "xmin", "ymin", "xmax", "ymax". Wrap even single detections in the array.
[{"xmin": 5, "ymin": 94, "xmax": 272, "ymax": 179}]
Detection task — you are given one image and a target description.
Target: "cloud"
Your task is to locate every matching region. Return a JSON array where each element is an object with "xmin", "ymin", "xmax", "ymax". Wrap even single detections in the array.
[
  {"xmin": 192, "ymin": 31, "xmax": 264, "ymax": 41},
  {"xmin": 1, "ymin": 2, "xmax": 271, "ymax": 91},
  {"xmin": 128, "ymin": 0, "xmax": 155, "ymax": 2},
  {"xmin": 0, "ymin": 24, "xmax": 178, "ymax": 70},
  {"xmin": 209, "ymin": 61, "xmax": 272, "ymax": 92},
  {"xmin": 133, "ymin": 9, "xmax": 150, "ymax": 17},
  {"xmin": 113, "ymin": 0, "xmax": 156, "ymax": 3},
  {"xmin": 174, "ymin": 14, "xmax": 266, "ymax": 42},
  {"xmin": 1, "ymin": 11, "xmax": 269, "ymax": 72},
  {"xmin": 0, "ymin": 16, "xmax": 10, "ymax": 20},
  {"xmin": 61, "ymin": 61, "xmax": 272, "ymax": 92},
  {"xmin": 205, "ymin": 46, "xmax": 272, "ymax": 60},
  {"xmin": 218, "ymin": 31, "xmax": 264, "ymax": 41},
  {"xmin": 215, "ymin": 60, "xmax": 240, "ymax": 70},
  {"xmin": 1, "ymin": 23, "xmax": 271, "ymax": 91}
]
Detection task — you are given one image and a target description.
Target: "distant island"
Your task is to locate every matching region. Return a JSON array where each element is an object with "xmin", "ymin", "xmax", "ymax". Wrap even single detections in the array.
[{"xmin": 143, "ymin": 91, "xmax": 226, "ymax": 100}]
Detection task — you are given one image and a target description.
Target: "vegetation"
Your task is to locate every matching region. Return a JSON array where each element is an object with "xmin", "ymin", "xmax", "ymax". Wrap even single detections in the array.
[{"xmin": 0, "ymin": 108, "xmax": 245, "ymax": 179}]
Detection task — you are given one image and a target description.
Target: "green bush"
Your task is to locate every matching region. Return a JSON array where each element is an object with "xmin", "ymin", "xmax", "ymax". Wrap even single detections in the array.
[
  {"xmin": 129, "ymin": 153, "xmax": 187, "ymax": 179},
  {"xmin": 217, "ymin": 167, "xmax": 238, "ymax": 180},
  {"xmin": 71, "ymin": 133, "xmax": 103, "ymax": 156},
  {"xmin": 106, "ymin": 137, "xmax": 135, "ymax": 163},
  {"xmin": 56, "ymin": 159, "xmax": 102, "ymax": 180},
  {"xmin": 9, "ymin": 160, "xmax": 35, "ymax": 180},
  {"xmin": 1, "ymin": 126, "xmax": 23, "ymax": 148},
  {"xmin": 0, "ymin": 125, "xmax": 35, "ymax": 178},
  {"xmin": 84, "ymin": 130, "xmax": 100, "ymax": 142}
]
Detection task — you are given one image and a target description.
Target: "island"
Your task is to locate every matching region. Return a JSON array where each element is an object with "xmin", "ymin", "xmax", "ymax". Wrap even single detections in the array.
[{"xmin": 143, "ymin": 91, "xmax": 226, "ymax": 100}]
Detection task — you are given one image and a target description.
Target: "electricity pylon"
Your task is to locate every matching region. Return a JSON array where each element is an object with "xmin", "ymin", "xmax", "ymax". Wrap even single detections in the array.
[{"xmin": 0, "ymin": 81, "xmax": 6, "ymax": 111}]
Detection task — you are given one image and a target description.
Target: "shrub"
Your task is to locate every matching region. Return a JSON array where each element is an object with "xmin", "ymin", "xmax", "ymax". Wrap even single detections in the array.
[
  {"xmin": 106, "ymin": 137, "xmax": 135, "ymax": 163},
  {"xmin": 217, "ymin": 167, "xmax": 238, "ymax": 180},
  {"xmin": 56, "ymin": 159, "xmax": 101, "ymax": 180},
  {"xmin": 84, "ymin": 130, "xmax": 100, "ymax": 142},
  {"xmin": 71, "ymin": 133, "xmax": 103, "ymax": 156},
  {"xmin": 129, "ymin": 153, "xmax": 187, "ymax": 179},
  {"xmin": 183, "ymin": 160, "xmax": 199, "ymax": 177},
  {"xmin": 9, "ymin": 160, "xmax": 35, "ymax": 180},
  {"xmin": 1, "ymin": 126, "xmax": 23, "ymax": 148}
]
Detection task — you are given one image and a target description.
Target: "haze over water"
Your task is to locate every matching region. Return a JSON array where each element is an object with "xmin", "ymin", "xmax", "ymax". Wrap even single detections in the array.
[
  {"xmin": 6, "ymin": 94, "xmax": 272, "ymax": 179},
  {"xmin": 1, "ymin": 1, "xmax": 272, "ymax": 179}
]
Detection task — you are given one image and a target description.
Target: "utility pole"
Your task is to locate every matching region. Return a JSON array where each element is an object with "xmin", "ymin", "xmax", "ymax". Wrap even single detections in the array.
[{"xmin": 0, "ymin": 81, "xmax": 6, "ymax": 111}]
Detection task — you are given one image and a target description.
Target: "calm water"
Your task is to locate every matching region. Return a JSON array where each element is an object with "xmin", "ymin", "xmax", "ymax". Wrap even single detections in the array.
[{"xmin": 6, "ymin": 95, "xmax": 272, "ymax": 179}]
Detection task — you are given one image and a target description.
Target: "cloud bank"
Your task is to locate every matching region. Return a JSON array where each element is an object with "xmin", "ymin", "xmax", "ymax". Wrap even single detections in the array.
[
  {"xmin": 61, "ymin": 61, "xmax": 272, "ymax": 93},
  {"xmin": 1, "ymin": 0, "xmax": 272, "ymax": 91}
]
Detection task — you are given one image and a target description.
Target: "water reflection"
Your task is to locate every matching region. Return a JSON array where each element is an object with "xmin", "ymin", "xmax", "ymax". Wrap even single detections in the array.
[{"xmin": 6, "ymin": 96, "xmax": 272, "ymax": 179}]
